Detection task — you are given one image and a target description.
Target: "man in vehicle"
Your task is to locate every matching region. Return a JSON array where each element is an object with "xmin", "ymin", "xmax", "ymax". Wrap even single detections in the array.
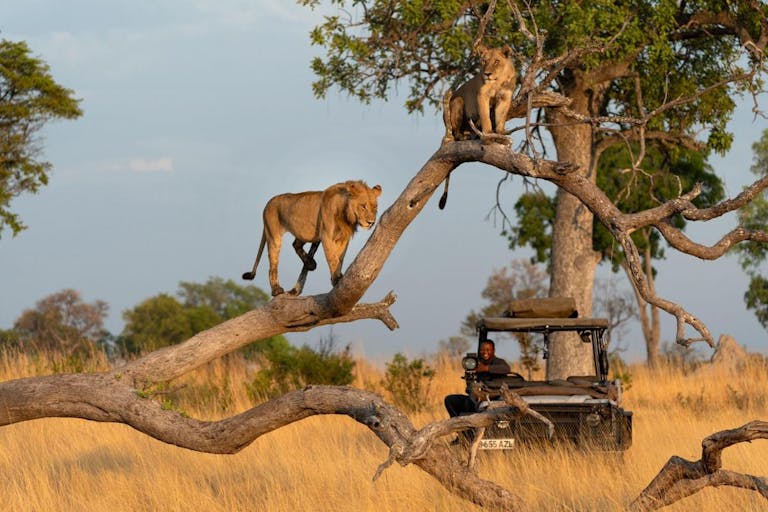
[{"xmin": 444, "ymin": 339, "xmax": 511, "ymax": 418}]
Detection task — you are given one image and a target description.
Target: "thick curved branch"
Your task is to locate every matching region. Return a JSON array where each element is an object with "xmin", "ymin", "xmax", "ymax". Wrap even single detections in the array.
[
  {"xmin": 437, "ymin": 138, "xmax": 766, "ymax": 346},
  {"xmin": 80, "ymin": 133, "xmax": 765, "ymax": 380},
  {"xmin": 120, "ymin": 292, "xmax": 399, "ymax": 386},
  {"xmin": 616, "ymin": 232, "xmax": 714, "ymax": 346},
  {"xmin": 387, "ymin": 384, "xmax": 554, "ymax": 470},
  {"xmin": 630, "ymin": 421, "xmax": 768, "ymax": 511},
  {"xmin": 0, "ymin": 375, "xmax": 525, "ymax": 511},
  {"xmin": 681, "ymin": 173, "xmax": 768, "ymax": 221},
  {"xmin": 677, "ymin": 7, "xmax": 768, "ymax": 55},
  {"xmin": 655, "ymin": 222, "xmax": 768, "ymax": 260}
]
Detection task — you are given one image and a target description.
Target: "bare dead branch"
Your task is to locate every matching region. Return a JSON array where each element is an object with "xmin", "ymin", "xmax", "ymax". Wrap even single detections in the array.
[
  {"xmin": 630, "ymin": 421, "xmax": 768, "ymax": 511},
  {"xmin": 615, "ymin": 232, "xmax": 714, "ymax": 346},
  {"xmin": 655, "ymin": 222, "xmax": 768, "ymax": 260},
  {"xmin": 472, "ymin": 0, "xmax": 498, "ymax": 51},
  {"xmin": 382, "ymin": 383, "xmax": 555, "ymax": 471},
  {"xmin": 0, "ymin": 376, "xmax": 526, "ymax": 510},
  {"xmin": 681, "ymin": 173, "xmax": 768, "ymax": 221}
]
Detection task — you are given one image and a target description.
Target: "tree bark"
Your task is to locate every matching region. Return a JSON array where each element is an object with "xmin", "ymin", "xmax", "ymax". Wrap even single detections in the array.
[
  {"xmin": 0, "ymin": 375, "xmax": 526, "ymax": 510},
  {"xmin": 629, "ymin": 421, "xmax": 768, "ymax": 511},
  {"xmin": 622, "ymin": 238, "xmax": 661, "ymax": 368},
  {"xmin": 545, "ymin": 79, "xmax": 601, "ymax": 380}
]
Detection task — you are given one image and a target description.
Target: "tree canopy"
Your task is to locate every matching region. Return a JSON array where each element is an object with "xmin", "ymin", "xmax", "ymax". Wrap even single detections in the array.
[
  {"xmin": 0, "ymin": 39, "xmax": 82, "ymax": 238},
  {"xmin": 300, "ymin": 0, "xmax": 767, "ymax": 376},
  {"xmin": 302, "ymin": 0, "xmax": 763, "ymax": 147}
]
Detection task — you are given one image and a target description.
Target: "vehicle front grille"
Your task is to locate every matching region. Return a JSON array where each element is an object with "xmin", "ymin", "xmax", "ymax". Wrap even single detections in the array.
[{"xmin": 484, "ymin": 403, "xmax": 631, "ymax": 450}]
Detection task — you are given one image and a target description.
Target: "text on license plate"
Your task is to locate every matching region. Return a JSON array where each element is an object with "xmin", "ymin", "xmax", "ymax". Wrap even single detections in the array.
[{"xmin": 478, "ymin": 438, "xmax": 515, "ymax": 450}]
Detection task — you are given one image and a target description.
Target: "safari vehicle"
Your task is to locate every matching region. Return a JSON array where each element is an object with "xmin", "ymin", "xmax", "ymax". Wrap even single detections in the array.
[{"xmin": 461, "ymin": 298, "xmax": 633, "ymax": 451}]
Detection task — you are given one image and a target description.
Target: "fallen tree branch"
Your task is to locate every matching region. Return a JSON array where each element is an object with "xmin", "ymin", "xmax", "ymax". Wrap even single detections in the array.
[
  {"xmin": 0, "ymin": 376, "xmax": 525, "ymax": 511},
  {"xmin": 629, "ymin": 421, "xmax": 768, "ymax": 511},
  {"xmin": 376, "ymin": 384, "xmax": 555, "ymax": 471}
]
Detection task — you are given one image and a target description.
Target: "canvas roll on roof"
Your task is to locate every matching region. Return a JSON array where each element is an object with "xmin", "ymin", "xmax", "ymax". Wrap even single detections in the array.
[{"xmin": 478, "ymin": 317, "xmax": 610, "ymax": 332}]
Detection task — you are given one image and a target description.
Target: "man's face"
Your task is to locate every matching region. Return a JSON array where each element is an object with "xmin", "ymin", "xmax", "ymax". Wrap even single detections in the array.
[{"xmin": 479, "ymin": 342, "xmax": 495, "ymax": 362}]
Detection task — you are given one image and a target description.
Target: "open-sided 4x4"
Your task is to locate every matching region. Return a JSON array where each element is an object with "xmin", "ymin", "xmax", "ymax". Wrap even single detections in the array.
[{"xmin": 460, "ymin": 298, "xmax": 632, "ymax": 451}]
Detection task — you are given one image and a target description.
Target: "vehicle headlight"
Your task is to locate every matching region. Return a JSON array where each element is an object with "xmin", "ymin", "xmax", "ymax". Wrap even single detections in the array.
[{"xmin": 462, "ymin": 355, "xmax": 478, "ymax": 370}]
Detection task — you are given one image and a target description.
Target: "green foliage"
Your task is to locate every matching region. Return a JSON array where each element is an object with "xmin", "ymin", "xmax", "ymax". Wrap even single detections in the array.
[
  {"xmin": 120, "ymin": 294, "xmax": 195, "ymax": 353},
  {"xmin": 119, "ymin": 277, "xmax": 284, "ymax": 355},
  {"xmin": 300, "ymin": 0, "xmax": 762, "ymax": 145},
  {"xmin": 177, "ymin": 278, "xmax": 270, "ymax": 320},
  {"xmin": 0, "ymin": 39, "xmax": 82, "ymax": 238},
  {"xmin": 736, "ymin": 129, "xmax": 768, "ymax": 329},
  {"xmin": 247, "ymin": 333, "xmax": 356, "ymax": 400},
  {"xmin": 739, "ymin": 195, "xmax": 768, "ymax": 255},
  {"xmin": 744, "ymin": 275, "xmax": 768, "ymax": 329},
  {"xmin": 504, "ymin": 192, "xmax": 555, "ymax": 264},
  {"xmin": 380, "ymin": 353, "xmax": 435, "ymax": 413},
  {"xmin": 0, "ymin": 328, "xmax": 22, "ymax": 350}
]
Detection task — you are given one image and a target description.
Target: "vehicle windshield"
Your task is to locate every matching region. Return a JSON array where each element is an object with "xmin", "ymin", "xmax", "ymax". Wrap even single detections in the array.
[{"xmin": 476, "ymin": 317, "xmax": 611, "ymax": 381}]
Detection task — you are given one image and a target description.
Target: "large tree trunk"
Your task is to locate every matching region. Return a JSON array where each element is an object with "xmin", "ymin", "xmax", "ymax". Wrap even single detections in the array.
[{"xmin": 545, "ymin": 81, "xmax": 600, "ymax": 380}]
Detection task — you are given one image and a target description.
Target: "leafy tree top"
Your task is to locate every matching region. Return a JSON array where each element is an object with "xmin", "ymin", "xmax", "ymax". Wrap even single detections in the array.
[
  {"xmin": 0, "ymin": 39, "xmax": 82, "ymax": 238},
  {"xmin": 301, "ymin": 0, "xmax": 766, "ymax": 154}
]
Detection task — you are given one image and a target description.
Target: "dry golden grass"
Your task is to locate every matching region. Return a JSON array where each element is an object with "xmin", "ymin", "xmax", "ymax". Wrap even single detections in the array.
[{"xmin": 1, "ymin": 350, "xmax": 767, "ymax": 511}]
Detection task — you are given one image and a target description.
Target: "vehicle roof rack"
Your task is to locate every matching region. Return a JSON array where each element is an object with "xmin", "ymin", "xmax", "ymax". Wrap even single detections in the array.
[{"xmin": 478, "ymin": 317, "xmax": 610, "ymax": 332}]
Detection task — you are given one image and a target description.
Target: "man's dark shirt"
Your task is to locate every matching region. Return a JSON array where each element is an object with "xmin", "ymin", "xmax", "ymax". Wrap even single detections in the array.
[
  {"xmin": 444, "ymin": 355, "xmax": 512, "ymax": 419},
  {"xmin": 482, "ymin": 355, "xmax": 511, "ymax": 376}
]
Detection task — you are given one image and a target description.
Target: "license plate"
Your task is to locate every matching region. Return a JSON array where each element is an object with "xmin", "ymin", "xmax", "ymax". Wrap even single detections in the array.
[{"xmin": 478, "ymin": 438, "xmax": 515, "ymax": 450}]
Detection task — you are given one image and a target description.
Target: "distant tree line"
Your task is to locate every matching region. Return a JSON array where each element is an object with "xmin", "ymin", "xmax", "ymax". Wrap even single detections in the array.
[{"xmin": 0, "ymin": 277, "xmax": 356, "ymax": 393}]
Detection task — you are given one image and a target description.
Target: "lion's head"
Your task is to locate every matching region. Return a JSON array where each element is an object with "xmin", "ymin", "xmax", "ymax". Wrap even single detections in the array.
[
  {"xmin": 478, "ymin": 44, "xmax": 515, "ymax": 85},
  {"xmin": 342, "ymin": 181, "xmax": 382, "ymax": 230}
]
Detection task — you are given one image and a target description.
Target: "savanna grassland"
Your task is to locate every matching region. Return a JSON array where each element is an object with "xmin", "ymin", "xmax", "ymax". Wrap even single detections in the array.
[{"xmin": 1, "ymin": 349, "xmax": 767, "ymax": 512}]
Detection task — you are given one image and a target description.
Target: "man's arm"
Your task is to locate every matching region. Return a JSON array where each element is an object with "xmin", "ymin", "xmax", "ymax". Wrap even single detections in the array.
[
  {"xmin": 488, "ymin": 357, "xmax": 510, "ymax": 375},
  {"xmin": 476, "ymin": 357, "xmax": 511, "ymax": 375}
]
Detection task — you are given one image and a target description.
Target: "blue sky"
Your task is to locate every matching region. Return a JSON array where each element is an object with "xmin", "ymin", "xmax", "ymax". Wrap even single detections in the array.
[{"xmin": 0, "ymin": 1, "xmax": 765, "ymax": 363}]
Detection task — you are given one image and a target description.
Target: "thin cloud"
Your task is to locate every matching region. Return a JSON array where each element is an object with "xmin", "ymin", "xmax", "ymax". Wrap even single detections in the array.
[{"xmin": 127, "ymin": 157, "xmax": 174, "ymax": 173}]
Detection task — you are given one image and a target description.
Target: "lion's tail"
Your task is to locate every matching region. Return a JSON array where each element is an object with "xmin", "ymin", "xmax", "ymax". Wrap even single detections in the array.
[
  {"xmin": 242, "ymin": 231, "xmax": 267, "ymax": 281},
  {"xmin": 439, "ymin": 90, "xmax": 454, "ymax": 210},
  {"xmin": 438, "ymin": 173, "xmax": 451, "ymax": 210}
]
